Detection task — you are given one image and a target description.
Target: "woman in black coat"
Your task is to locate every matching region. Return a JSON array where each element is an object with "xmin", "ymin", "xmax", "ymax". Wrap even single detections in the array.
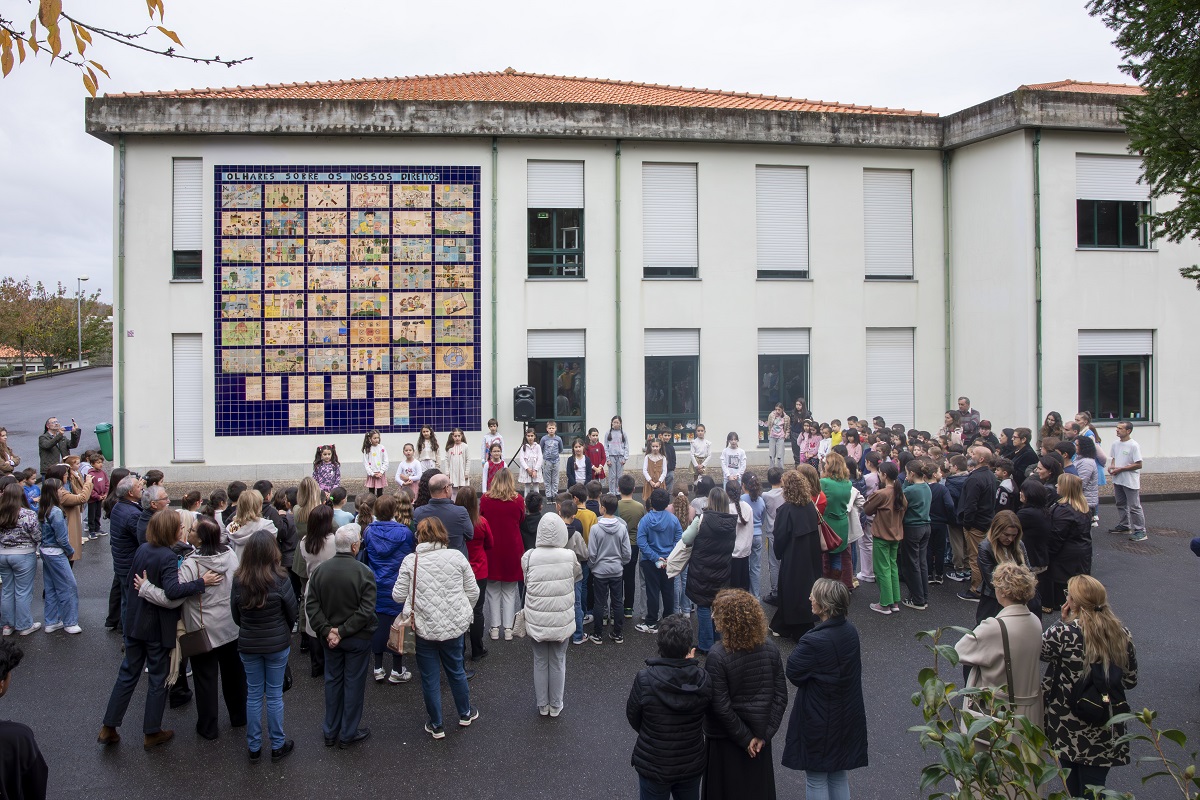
[
  {"xmin": 684, "ymin": 486, "xmax": 737, "ymax": 655},
  {"xmin": 769, "ymin": 470, "xmax": 822, "ymax": 641},
  {"xmin": 1016, "ymin": 479, "xmax": 1053, "ymax": 612},
  {"xmin": 703, "ymin": 589, "xmax": 788, "ymax": 800},
  {"xmin": 1047, "ymin": 473, "xmax": 1093, "ymax": 611},
  {"xmin": 782, "ymin": 578, "xmax": 868, "ymax": 799}
]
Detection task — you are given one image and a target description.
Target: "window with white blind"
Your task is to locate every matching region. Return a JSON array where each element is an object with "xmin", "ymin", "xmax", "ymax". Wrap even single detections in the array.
[
  {"xmin": 528, "ymin": 161, "xmax": 585, "ymax": 278},
  {"xmin": 757, "ymin": 328, "xmax": 810, "ymax": 444},
  {"xmin": 756, "ymin": 166, "xmax": 809, "ymax": 279},
  {"xmin": 1078, "ymin": 329, "xmax": 1153, "ymax": 421},
  {"xmin": 642, "ymin": 163, "xmax": 698, "ymax": 278},
  {"xmin": 865, "ymin": 328, "xmax": 914, "ymax": 429},
  {"xmin": 172, "ymin": 158, "xmax": 203, "ymax": 280},
  {"xmin": 527, "ymin": 329, "xmax": 586, "ymax": 436},
  {"xmin": 1076, "ymin": 155, "xmax": 1150, "ymax": 249},
  {"xmin": 172, "ymin": 334, "xmax": 204, "ymax": 460},
  {"xmin": 645, "ymin": 329, "xmax": 699, "ymax": 442},
  {"xmin": 863, "ymin": 169, "xmax": 913, "ymax": 279}
]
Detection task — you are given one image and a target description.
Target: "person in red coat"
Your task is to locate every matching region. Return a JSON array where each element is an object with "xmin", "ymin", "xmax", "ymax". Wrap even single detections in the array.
[
  {"xmin": 455, "ymin": 487, "xmax": 494, "ymax": 662},
  {"xmin": 479, "ymin": 469, "xmax": 525, "ymax": 640}
]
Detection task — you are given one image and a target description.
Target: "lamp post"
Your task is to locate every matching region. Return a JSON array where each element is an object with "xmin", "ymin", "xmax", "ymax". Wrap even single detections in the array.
[{"xmin": 76, "ymin": 275, "xmax": 89, "ymax": 369}]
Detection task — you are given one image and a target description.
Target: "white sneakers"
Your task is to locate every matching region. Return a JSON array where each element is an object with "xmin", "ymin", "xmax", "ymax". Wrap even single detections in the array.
[
  {"xmin": 17, "ymin": 622, "xmax": 42, "ymax": 636},
  {"xmin": 388, "ymin": 668, "xmax": 412, "ymax": 684},
  {"xmin": 65, "ymin": 625, "xmax": 83, "ymax": 634},
  {"xmin": 43, "ymin": 623, "xmax": 64, "ymax": 633},
  {"xmin": 503, "ymin": 628, "xmax": 513, "ymax": 641},
  {"xmin": 489, "ymin": 627, "xmax": 500, "ymax": 640}
]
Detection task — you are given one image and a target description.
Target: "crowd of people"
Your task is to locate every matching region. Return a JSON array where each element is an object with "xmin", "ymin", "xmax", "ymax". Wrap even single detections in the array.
[{"xmin": 0, "ymin": 399, "xmax": 1184, "ymax": 800}]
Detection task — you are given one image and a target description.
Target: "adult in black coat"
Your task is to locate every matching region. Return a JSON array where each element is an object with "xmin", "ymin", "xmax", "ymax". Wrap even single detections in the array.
[
  {"xmin": 108, "ymin": 477, "xmax": 145, "ymax": 628},
  {"xmin": 99, "ymin": 509, "xmax": 215, "ymax": 749},
  {"xmin": 782, "ymin": 579, "xmax": 868, "ymax": 797},
  {"xmin": 684, "ymin": 487, "xmax": 737, "ymax": 654},
  {"xmin": 1016, "ymin": 479, "xmax": 1053, "ymax": 611},
  {"xmin": 769, "ymin": 471, "xmax": 821, "ymax": 641},
  {"xmin": 412, "ymin": 474, "xmax": 474, "ymax": 557},
  {"xmin": 703, "ymin": 589, "xmax": 788, "ymax": 800},
  {"xmin": 1047, "ymin": 474, "xmax": 1093, "ymax": 611}
]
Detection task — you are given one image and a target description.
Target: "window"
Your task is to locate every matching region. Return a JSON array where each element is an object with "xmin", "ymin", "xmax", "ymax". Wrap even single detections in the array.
[
  {"xmin": 1077, "ymin": 330, "xmax": 1152, "ymax": 421},
  {"xmin": 172, "ymin": 333, "xmax": 203, "ymax": 460},
  {"xmin": 757, "ymin": 329, "xmax": 810, "ymax": 444},
  {"xmin": 528, "ymin": 161, "xmax": 585, "ymax": 278},
  {"xmin": 863, "ymin": 169, "xmax": 913, "ymax": 279},
  {"xmin": 864, "ymin": 328, "xmax": 914, "ymax": 429},
  {"xmin": 644, "ymin": 329, "xmax": 699, "ymax": 444},
  {"xmin": 642, "ymin": 163, "xmax": 698, "ymax": 278},
  {"xmin": 527, "ymin": 330, "xmax": 585, "ymax": 437},
  {"xmin": 756, "ymin": 166, "xmax": 809, "ymax": 279},
  {"xmin": 1076, "ymin": 155, "xmax": 1150, "ymax": 249},
  {"xmin": 172, "ymin": 158, "xmax": 203, "ymax": 280}
]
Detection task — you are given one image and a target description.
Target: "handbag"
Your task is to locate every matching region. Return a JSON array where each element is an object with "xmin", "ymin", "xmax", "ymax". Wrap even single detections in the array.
[
  {"xmin": 177, "ymin": 595, "xmax": 214, "ymax": 659},
  {"xmin": 387, "ymin": 552, "xmax": 418, "ymax": 655},
  {"xmin": 511, "ymin": 608, "xmax": 528, "ymax": 638},
  {"xmin": 665, "ymin": 538, "xmax": 692, "ymax": 579},
  {"xmin": 816, "ymin": 510, "xmax": 842, "ymax": 552},
  {"xmin": 1069, "ymin": 661, "xmax": 1130, "ymax": 727}
]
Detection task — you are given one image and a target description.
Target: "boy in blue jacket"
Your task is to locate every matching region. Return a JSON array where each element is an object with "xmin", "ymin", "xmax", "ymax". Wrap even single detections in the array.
[{"xmin": 635, "ymin": 489, "xmax": 682, "ymax": 634}]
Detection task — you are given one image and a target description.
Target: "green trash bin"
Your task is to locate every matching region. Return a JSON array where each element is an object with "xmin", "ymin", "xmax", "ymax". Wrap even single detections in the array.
[{"xmin": 95, "ymin": 423, "xmax": 114, "ymax": 462}]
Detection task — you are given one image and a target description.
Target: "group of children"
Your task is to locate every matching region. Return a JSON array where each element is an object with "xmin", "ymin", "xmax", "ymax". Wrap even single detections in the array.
[{"xmin": 10, "ymin": 449, "xmax": 111, "ymax": 541}]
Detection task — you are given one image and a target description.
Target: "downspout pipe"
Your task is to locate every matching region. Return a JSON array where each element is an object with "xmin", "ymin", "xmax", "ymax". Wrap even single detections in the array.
[
  {"xmin": 490, "ymin": 137, "xmax": 498, "ymax": 421},
  {"xmin": 1032, "ymin": 129, "xmax": 1043, "ymax": 426},
  {"xmin": 941, "ymin": 150, "xmax": 953, "ymax": 412},
  {"xmin": 117, "ymin": 135, "xmax": 127, "ymax": 467},
  {"xmin": 614, "ymin": 140, "xmax": 623, "ymax": 416}
]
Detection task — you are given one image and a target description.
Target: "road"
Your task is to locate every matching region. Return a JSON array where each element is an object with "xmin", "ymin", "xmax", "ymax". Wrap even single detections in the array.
[
  {"xmin": 0, "ymin": 367, "xmax": 113, "ymax": 468},
  {"xmin": 1, "ymin": 495, "xmax": 1197, "ymax": 799}
]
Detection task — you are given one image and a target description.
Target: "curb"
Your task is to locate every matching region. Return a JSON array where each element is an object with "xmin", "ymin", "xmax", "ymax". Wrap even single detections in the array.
[{"xmin": 1100, "ymin": 491, "xmax": 1200, "ymax": 504}]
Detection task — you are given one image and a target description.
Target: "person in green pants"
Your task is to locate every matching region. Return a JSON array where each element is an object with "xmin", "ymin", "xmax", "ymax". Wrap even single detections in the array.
[{"xmin": 863, "ymin": 463, "xmax": 907, "ymax": 615}]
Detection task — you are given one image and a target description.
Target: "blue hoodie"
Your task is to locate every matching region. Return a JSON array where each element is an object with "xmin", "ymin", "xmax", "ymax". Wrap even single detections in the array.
[
  {"xmin": 636, "ymin": 510, "xmax": 683, "ymax": 563},
  {"xmin": 364, "ymin": 519, "xmax": 416, "ymax": 615}
]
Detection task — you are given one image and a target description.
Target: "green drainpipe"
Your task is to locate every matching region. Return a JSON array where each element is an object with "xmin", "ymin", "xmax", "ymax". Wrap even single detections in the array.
[
  {"xmin": 942, "ymin": 150, "xmax": 953, "ymax": 412},
  {"xmin": 117, "ymin": 135, "xmax": 127, "ymax": 467},
  {"xmin": 614, "ymin": 139, "xmax": 623, "ymax": 416},
  {"xmin": 1032, "ymin": 129, "xmax": 1043, "ymax": 425},
  {"xmin": 490, "ymin": 136, "xmax": 498, "ymax": 420}
]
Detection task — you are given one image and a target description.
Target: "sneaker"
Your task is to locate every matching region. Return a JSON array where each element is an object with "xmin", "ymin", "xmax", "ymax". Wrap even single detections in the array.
[
  {"xmin": 610, "ymin": 634, "xmax": 624, "ymax": 644},
  {"xmin": 902, "ymin": 598, "xmax": 928, "ymax": 611},
  {"xmin": 571, "ymin": 636, "xmax": 586, "ymax": 645},
  {"xmin": 929, "ymin": 575, "xmax": 943, "ymax": 586},
  {"xmin": 582, "ymin": 614, "xmax": 594, "ymax": 625},
  {"xmin": 503, "ymin": 628, "xmax": 513, "ymax": 641},
  {"xmin": 870, "ymin": 603, "xmax": 892, "ymax": 615},
  {"xmin": 1129, "ymin": 531, "xmax": 1149, "ymax": 542},
  {"xmin": 388, "ymin": 667, "xmax": 412, "ymax": 684},
  {"xmin": 2, "ymin": 626, "xmax": 14, "ymax": 637},
  {"xmin": 489, "ymin": 627, "xmax": 500, "ymax": 640},
  {"xmin": 65, "ymin": 625, "xmax": 83, "ymax": 634},
  {"xmin": 43, "ymin": 622, "xmax": 64, "ymax": 633},
  {"xmin": 458, "ymin": 707, "xmax": 480, "ymax": 727},
  {"xmin": 947, "ymin": 571, "xmax": 969, "ymax": 583},
  {"xmin": 957, "ymin": 590, "xmax": 981, "ymax": 603},
  {"xmin": 624, "ymin": 608, "xmax": 633, "ymax": 619},
  {"xmin": 890, "ymin": 604, "xmax": 901, "ymax": 613},
  {"xmin": 424, "ymin": 722, "xmax": 446, "ymax": 739},
  {"xmin": 588, "ymin": 634, "xmax": 603, "ymax": 645},
  {"xmin": 373, "ymin": 667, "xmax": 386, "ymax": 683},
  {"xmin": 1108, "ymin": 525, "xmax": 1130, "ymax": 534},
  {"xmin": 538, "ymin": 705, "xmax": 550, "ymax": 716},
  {"xmin": 549, "ymin": 705, "xmax": 563, "ymax": 718},
  {"xmin": 635, "ymin": 623, "xmax": 658, "ymax": 635},
  {"xmin": 1091, "ymin": 518, "xmax": 1099, "ymax": 528},
  {"xmin": 17, "ymin": 623, "xmax": 42, "ymax": 636},
  {"xmin": 98, "ymin": 530, "xmax": 109, "ymax": 536}
]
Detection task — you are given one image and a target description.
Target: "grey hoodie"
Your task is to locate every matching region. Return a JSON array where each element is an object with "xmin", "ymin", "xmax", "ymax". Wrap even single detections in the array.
[
  {"xmin": 588, "ymin": 516, "xmax": 632, "ymax": 578},
  {"xmin": 225, "ymin": 516, "xmax": 277, "ymax": 559}
]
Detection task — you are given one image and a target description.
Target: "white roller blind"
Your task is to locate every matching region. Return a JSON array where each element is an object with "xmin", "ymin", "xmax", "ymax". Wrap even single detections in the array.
[
  {"xmin": 756, "ymin": 166, "xmax": 809, "ymax": 271},
  {"xmin": 172, "ymin": 158, "xmax": 203, "ymax": 251},
  {"xmin": 863, "ymin": 169, "xmax": 913, "ymax": 278},
  {"xmin": 527, "ymin": 329, "xmax": 586, "ymax": 359},
  {"xmin": 865, "ymin": 328, "xmax": 914, "ymax": 428},
  {"xmin": 1076, "ymin": 155, "xmax": 1149, "ymax": 201},
  {"xmin": 172, "ymin": 334, "xmax": 203, "ymax": 461},
  {"xmin": 1078, "ymin": 329, "xmax": 1153, "ymax": 356},
  {"xmin": 642, "ymin": 163, "xmax": 698, "ymax": 272},
  {"xmin": 527, "ymin": 161, "xmax": 584, "ymax": 208},
  {"xmin": 757, "ymin": 328, "xmax": 811, "ymax": 355},
  {"xmin": 644, "ymin": 329, "xmax": 700, "ymax": 357}
]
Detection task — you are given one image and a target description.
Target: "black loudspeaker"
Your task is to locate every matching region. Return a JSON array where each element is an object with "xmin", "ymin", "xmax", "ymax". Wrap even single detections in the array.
[{"xmin": 513, "ymin": 385, "xmax": 536, "ymax": 423}]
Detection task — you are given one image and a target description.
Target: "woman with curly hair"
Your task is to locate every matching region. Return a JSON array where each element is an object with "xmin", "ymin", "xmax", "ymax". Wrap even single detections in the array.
[
  {"xmin": 769, "ymin": 471, "xmax": 822, "ymax": 641},
  {"xmin": 703, "ymin": 588, "xmax": 788, "ymax": 799}
]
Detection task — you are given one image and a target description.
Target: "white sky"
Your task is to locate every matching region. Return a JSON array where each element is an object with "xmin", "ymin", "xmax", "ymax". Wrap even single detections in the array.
[{"xmin": 0, "ymin": 0, "xmax": 1129, "ymax": 301}]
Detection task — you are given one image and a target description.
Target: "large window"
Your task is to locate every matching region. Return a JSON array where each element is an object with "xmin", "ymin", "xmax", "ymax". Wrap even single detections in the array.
[
  {"xmin": 1077, "ymin": 329, "xmax": 1153, "ymax": 421},
  {"xmin": 645, "ymin": 357, "xmax": 698, "ymax": 444},
  {"xmin": 757, "ymin": 329, "xmax": 810, "ymax": 445},
  {"xmin": 756, "ymin": 166, "xmax": 809, "ymax": 279},
  {"xmin": 863, "ymin": 169, "xmax": 913, "ymax": 279},
  {"xmin": 527, "ymin": 329, "xmax": 585, "ymax": 437},
  {"xmin": 528, "ymin": 161, "xmax": 585, "ymax": 278},
  {"xmin": 1075, "ymin": 154, "xmax": 1150, "ymax": 249},
  {"xmin": 172, "ymin": 158, "xmax": 203, "ymax": 280},
  {"xmin": 642, "ymin": 163, "xmax": 698, "ymax": 278}
]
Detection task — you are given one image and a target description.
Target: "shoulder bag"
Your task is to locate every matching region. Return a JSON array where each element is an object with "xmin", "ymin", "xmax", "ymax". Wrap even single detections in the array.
[
  {"xmin": 387, "ymin": 552, "xmax": 418, "ymax": 655},
  {"xmin": 816, "ymin": 510, "xmax": 842, "ymax": 553},
  {"xmin": 1070, "ymin": 661, "xmax": 1129, "ymax": 727},
  {"xmin": 178, "ymin": 594, "xmax": 214, "ymax": 659}
]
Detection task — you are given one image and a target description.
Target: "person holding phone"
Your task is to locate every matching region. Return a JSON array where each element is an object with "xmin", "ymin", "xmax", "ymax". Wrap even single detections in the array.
[{"xmin": 39, "ymin": 417, "xmax": 81, "ymax": 476}]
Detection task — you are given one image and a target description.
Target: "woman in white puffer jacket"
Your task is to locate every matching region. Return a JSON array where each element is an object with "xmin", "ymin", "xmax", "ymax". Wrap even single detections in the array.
[{"xmin": 521, "ymin": 513, "xmax": 581, "ymax": 717}]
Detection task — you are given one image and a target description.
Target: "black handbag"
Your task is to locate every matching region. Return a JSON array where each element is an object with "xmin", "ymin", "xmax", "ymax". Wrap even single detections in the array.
[
  {"xmin": 177, "ymin": 596, "xmax": 213, "ymax": 659},
  {"xmin": 1069, "ymin": 662, "xmax": 1129, "ymax": 727}
]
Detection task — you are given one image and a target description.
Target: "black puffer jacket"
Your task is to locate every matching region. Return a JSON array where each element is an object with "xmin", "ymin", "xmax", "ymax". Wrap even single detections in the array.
[
  {"xmin": 108, "ymin": 499, "xmax": 143, "ymax": 577},
  {"xmin": 627, "ymin": 657, "xmax": 712, "ymax": 783},
  {"xmin": 1017, "ymin": 506, "xmax": 1052, "ymax": 569},
  {"xmin": 1048, "ymin": 503, "xmax": 1093, "ymax": 583},
  {"xmin": 685, "ymin": 511, "xmax": 737, "ymax": 608},
  {"xmin": 703, "ymin": 641, "xmax": 788, "ymax": 748},
  {"xmin": 231, "ymin": 573, "xmax": 298, "ymax": 654}
]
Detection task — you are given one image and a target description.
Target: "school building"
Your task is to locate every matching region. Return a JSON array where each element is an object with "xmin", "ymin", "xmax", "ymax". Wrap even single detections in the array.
[{"xmin": 83, "ymin": 71, "xmax": 1200, "ymax": 479}]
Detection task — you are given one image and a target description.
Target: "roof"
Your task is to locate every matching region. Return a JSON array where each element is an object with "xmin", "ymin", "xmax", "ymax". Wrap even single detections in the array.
[
  {"xmin": 1020, "ymin": 79, "xmax": 1144, "ymax": 96},
  {"xmin": 0, "ymin": 347, "xmax": 47, "ymax": 359},
  {"xmin": 105, "ymin": 68, "xmax": 935, "ymax": 117}
]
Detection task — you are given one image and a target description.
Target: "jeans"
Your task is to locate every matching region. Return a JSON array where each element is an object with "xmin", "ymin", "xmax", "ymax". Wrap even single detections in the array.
[
  {"xmin": 623, "ymin": 545, "xmax": 640, "ymax": 615},
  {"xmin": 607, "ymin": 457, "xmax": 625, "ymax": 494},
  {"xmin": 805, "ymin": 770, "xmax": 851, "ymax": 800},
  {"xmin": 0, "ymin": 552, "xmax": 37, "ymax": 631},
  {"xmin": 1113, "ymin": 484, "xmax": 1146, "ymax": 532},
  {"xmin": 1061, "ymin": 758, "xmax": 1110, "ymax": 798},
  {"xmin": 415, "ymin": 635, "xmax": 471, "ymax": 728},
  {"xmin": 240, "ymin": 647, "xmax": 289, "ymax": 752},
  {"xmin": 41, "ymin": 551, "xmax": 79, "ymax": 627},
  {"xmin": 103, "ymin": 637, "xmax": 170, "ymax": 734},
  {"xmin": 748, "ymin": 535, "xmax": 763, "ymax": 597},
  {"xmin": 764, "ymin": 525, "xmax": 781, "ymax": 595},
  {"xmin": 572, "ymin": 565, "xmax": 589, "ymax": 642},
  {"xmin": 592, "ymin": 575, "xmax": 623, "ymax": 637},
  {"xmin": 486, "ymin": 581, "xmax": 519, "ymax": 631},
  {"xmin": 696, "ymin": 605, "xmax": 714, "ymax": 652},
  {"xmin": 469, "ymin": 578, "xmax": 488, "ymax": 657},
  {"xmin": 900, "ymin": 525, "xmax": 931, "ymax": 605},
  {"xmin": 530, "ymin": 638, "xmax": 569, "ymax": 710},
  {"xmin": 370, "ymin": 611, "xmax": 402, "ymax": 672},
  {"xmin": 639, "ymin": 560, "xmax": 674, "ymax": 625},
  {"xmin": 664, "ymin": 470, "xmax": 675, "ymax": 496},
  {"xmin": 638, "ymin": 774, "xmax": 701, "ymax": 800},
  {"xmin": 874, "ymin": 540, "xmax": 901, "ymax": 607},
  {"xmin": 322, "ymin": 637, "xmax": 370, "ymax": 743},
  {"xmin": 191, "ymin": 639, "xmax": 246, "ymax": 738},
  {"xmin": 768, "ymin": 437, "xmax": 786, "ymax": 469},
  {"xmin": 673, "ymin": 565, "xmax": 694, "ymax": 614},
  {"xmin": 543, "ymin": 459, "xmax": 560, "ymax": 498}
]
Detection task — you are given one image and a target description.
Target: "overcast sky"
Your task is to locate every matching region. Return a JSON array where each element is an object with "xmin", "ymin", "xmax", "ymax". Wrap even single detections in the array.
[{"xmin": 0, "ymin": 0, "xmax": 1129, "ymax": 301}]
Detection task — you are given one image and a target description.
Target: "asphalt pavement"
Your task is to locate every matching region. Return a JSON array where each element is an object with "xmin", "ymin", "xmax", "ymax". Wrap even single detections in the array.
[
  {"xmin": 1, "ymin": 497, "xmax": 1198, "ymax": 799},
  {"xmin": 0, "ymin": 367, "xmax": 113, "ymax": 468}
]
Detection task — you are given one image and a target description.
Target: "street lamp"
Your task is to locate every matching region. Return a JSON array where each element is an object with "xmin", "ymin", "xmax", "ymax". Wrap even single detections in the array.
[{"xmin": 77, "ymin": 275, "xmax": 89, "ymax": 369}]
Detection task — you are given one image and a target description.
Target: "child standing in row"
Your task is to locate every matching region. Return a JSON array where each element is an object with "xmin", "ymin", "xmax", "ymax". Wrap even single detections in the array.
[
  {"xmin": 540, "ymin": 420, "xmax": 565, "ymax": 498},
  {"xmin": 765, "ymin": 403, "xmax": 790, "ymax": 470},
  {"xmin": 604, "ymin": 416, "xmax": 628, "ymax": 494},
  {"xmin": 485, "ymin": 442, "xmax": 506, "ymax": 491},
  {"xmin": 445, "ymin": 428, "xmax": 470, "ymax": 498},
  {"xmin": 416, "ymin": 426, "xmax": 441, "ymax": 472},
  {"xmin": 362, "ymin": 430, "xmax": 389, "ymax": 496},
  {"xmin": 312, "ymin": 444, "xmax": 341, "ymax": 494},
  {"xmin": 395, "ymin": 443, "xmax": 422, "ymax": 498},
  {"xmin": 518, "ymin": 428, "xmax": 544, "ymax": 496},
  {"xmin": 721, "ymin": 432, "xmax": 746, "ymax": 483},
  {"xmin": 642, "ymin": 439, "xmax": 667, "ymax": 502},
  {"xmin": 585, "ymin": 428, "xmax": 607, "ymax": 484},
  {"xmin": 690, "ymin": 424, "xmax": 711, "ymax": 477},
  {"xmin": 482, "ymin": 418, "xmax": 503, "ymax": 472},
  {"xmin": 86, "ymin": 452, "xmax": 108, "ymax": 537}
]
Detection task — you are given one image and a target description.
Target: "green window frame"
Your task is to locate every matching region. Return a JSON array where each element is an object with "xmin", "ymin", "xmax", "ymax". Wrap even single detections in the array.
[
  {"xmin": 644, "ymin": 356, "xmax": 699, "ymax": 445},
  {"xmin": 527, "ymin": 357, "xmax": 585, "ymax": 438},
  {"xmin": 1076, "ymin": 200, "xmax": 1149, "ymax": 249},
  {"xmin": 756, "ymin": 354, "xmax": 809, "ymax": 445},
  {"xmin": 528, "ymin": 208, "xmax": 584, "ymax": 278},
  {"xmin": 1078, "ymin": 355, "xmax": 1151, "ymax": 422}
]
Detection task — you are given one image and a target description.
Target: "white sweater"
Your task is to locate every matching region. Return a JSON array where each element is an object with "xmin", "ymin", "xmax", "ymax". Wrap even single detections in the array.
[{"xmin": 392, "ymin": 542, "xmax": 479, "ymax": 642}]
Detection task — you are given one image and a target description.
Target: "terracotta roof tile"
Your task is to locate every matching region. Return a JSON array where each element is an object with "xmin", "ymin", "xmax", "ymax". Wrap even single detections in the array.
[
  {"xmin": 106, "ymin": 69, "xmax": 936, "ymax": 116},
  {"xmin": 1020, "ymin": 79, "xmax": 1144, "ymax": 96}
]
